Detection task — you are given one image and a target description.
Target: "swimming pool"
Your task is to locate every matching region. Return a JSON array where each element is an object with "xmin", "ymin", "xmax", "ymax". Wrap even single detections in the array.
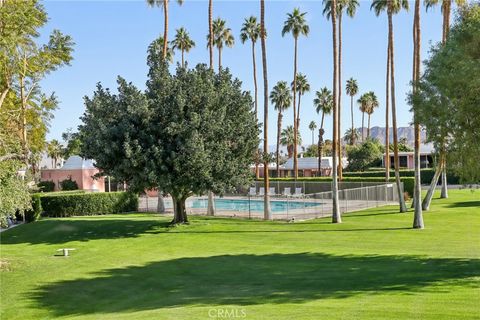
[{"xmin": 188, "ymin": 198, "xmax": 322, "ymax": 213}]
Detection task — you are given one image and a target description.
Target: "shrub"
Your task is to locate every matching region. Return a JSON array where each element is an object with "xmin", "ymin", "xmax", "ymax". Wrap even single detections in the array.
[
  {"xmin": 25, "ymin": 194, "xmax": 42, "ymax": 222},
  {"xmin": 346, "ymin": 139, "xmax": 383, "ymax": 172},
  {"xmin": 342, "ymin": 169, "xmax": 460, "ymax": 185},
  {"xmin": 40, "ymin": 192, "xmax": 138, "ymax": 217},
  {"xmin": 60, "ymin": 178, "xmax": 79, "ymax": 191},
  {"xmin": 38, "ymin": 180, "xmax": 55, "ymax": 192}
]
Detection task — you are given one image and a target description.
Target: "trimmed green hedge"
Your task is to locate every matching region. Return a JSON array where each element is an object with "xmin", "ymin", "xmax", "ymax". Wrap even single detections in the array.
[
  {"xmin": 39, "ymin": 192, "xmax": 138, "ymax": 217},
  {"xmin": 342, "ymin": 169, "xmax": 460, "ymax": 184},
  {"xmin": 267, "ymin": 176, "xmax": 415, "ymax": 196},
  {"xmin": 38, "ymin": 180, "xmax": 55, "ymax": 192},
  {"xmin": 25, "ymin": 194, "xmax": 42, "ymax": 222}
]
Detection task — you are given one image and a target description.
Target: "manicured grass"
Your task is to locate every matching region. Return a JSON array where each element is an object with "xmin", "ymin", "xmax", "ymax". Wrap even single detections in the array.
[{"xmin": 1, "ymin": 189, "xmax": 479, "ymax": 319}]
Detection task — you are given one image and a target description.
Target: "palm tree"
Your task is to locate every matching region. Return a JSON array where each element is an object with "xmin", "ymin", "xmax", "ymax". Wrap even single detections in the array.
[
  {"xmin": 365, "ymin": 91, "xmax": 379, "ymax": 138},
  {"xmin": 424, "ymin": 0, "xmax": 465, "ymax": 200},
  {"xmin": 270, "ymin": 81, "xmax": 292, "ymax": 177},
  {"xmin": 260, "ymin": 0, "xmax": 271, "ymax": 220},
  {"xmin": 208, "ymin": 0, "xmax": 213, "ymax": 69},
  {"xmin": 148, "ymin": 36, "xmax": 174, "ymax": 63},
  {"xmin": 47, "ymin": 139, "xmax": 62, "ymax": 168},
  {"xmin": 357, "ymin": 93, "xmax": 368, "ymax": 142},
  {"xmin": 345, "ymin": 77, "xmax": 359, "ymax": 145},
  {"xmin": 323, "ymin": 0, "xmax": 360, "ymax": 180},
  {"xmin": 314, "ymin": 87, "xmax": 333, "ymax": 175},
  {"xmin": 241, "ymin": 16, "xmax": 262, "ymax": 179},
  {"xmin": 371, "ymin": 0, "xmax": 409, "ymax": 212},
  {"xmin": 291, "ymin": 73, "xmax": 310, "ymax": 131},
  {"xmin": 309, "ymin": 121, "xmax": 317, "ymax": 145},
  {"xmin": 207, "ymin": 18, "xmax": 234, "ymax": 72},
  {"xmin": 412, "ymin": 0, "xmax": 423, "ymax": 228},
  {"xmin": 282, "ymin": 8, "xmax": 309, "ymax": 180},
  {"xmin": 171, "ymin": 27, "xmax": 195, "ymax": 68},
  {"xmin": 343, "ymin": 128, "xmax": 359, "ymax": 146},
  {"xmin": 280, "ymin": 126, "xmax": 302, "ymax": 159},
  {"xmin": 146, "ymin": 0, "xmax": 183, "ymax": 60}
]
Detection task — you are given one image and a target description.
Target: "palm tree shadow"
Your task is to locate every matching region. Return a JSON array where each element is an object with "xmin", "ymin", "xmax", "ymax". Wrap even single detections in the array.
[
  {"xmin": 30, "ymin": 253, "xmax": 479, "ymax": 316},
  {"xmin": 447, "ymin": 201, "xmax": 480, "ymax": 208}
]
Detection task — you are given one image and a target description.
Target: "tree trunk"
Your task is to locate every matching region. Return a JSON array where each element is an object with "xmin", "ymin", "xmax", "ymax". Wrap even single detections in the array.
[
  {"xmin": 367, "ymin": 114, "xmax": 371, "ymax": 139},
  {"xmin": 331, "ymin": 0, "xmax": 341, "ymax": 223},
  {"xmin": 218, "ymin": 47, "xmax": 222, "ymax": 72},
  {"xmin": 441, "ymin": 165, "xmax": 448, "ymax": 198},
  {"xmin": 252, "ymin": 41, "xmax": 260, "ymax": 180},
  {"xmin": 0, "ymin": 88, "xmax": 9, "ymax": 110},
  {"xmin": 276, "ymin": 112, "xmax": 283, "ymax": 177},
  {"xmin": 181, "ymin": 49, "xmax": 185, "ymax": 68},
  {"xmin": 350, "ymin": 95, "xmax": 355, "ymax": 145},
  {"xmin": 157, "ymin": 191, "xmax": 165, "ymax": 213},
  {"xmin": 162, "ymin": 0, "xmax": 169, "ymax": 60},
  {"xmin": 318, "ymin": 129, "xmax": 324, "ymax": 176},
  {"xmin": 208, "ymin": 0, "xmax": 213, "ymax": 70},
  {"xmin": 422, "ymin": 157, "xmax": 442, "ymax": 211},
  {"xmin": 385, "ymin": 32, "xmax": 391, "ymax": 181},
  {"xmin": 361, "ymin": 112, "xmax": 365, "ymax": 142},
  {"xmin": 20, "ymin": 74, "xmax": 28, "ymax": 166},
  {"xmin": 412, "ymin": 0, "xmax": 424, "ymax": 229},
  {"xmin": 207, "ymin": 191, "xmax": 215, "ymax": 215},
  {"xmin": 296, "ymin": 93, "xmax": 301, "ymax": 133},
  {"xmin": 389, "ymin": 9, "xmax": 407, "ymax": 213},
  {"xmin": 337, "ymin": 13, "xmax": 343, "ymax": 181},
  {"xmin": 172, "ymin": 195, "xmax": 188, "ymax": 224},
  {"xmin": 311, "ymin": 130, "xmax": 314, "ymax": 146},
  {"xmin": 260, "ymin": 0, "xmax": 272, "ymax": 220},
  {"xmin": 292, "ymin": 38, "xmax": 298, "ymax": 179}
]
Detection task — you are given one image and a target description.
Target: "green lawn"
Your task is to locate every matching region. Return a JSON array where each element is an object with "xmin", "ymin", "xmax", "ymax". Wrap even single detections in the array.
[{"xmin": 1, "ymin": 189, "xmax": 479, "ymax": 319}]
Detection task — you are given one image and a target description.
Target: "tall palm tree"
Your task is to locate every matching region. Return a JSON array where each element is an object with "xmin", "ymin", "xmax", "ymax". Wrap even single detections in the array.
[
  {"xmin": 291, "ymin": 73, "xmax": 310, "ymax": 131},
  {"xmin": 207, "ymin": 18, "xmax": 234, "ymax": 72},
  {"xmin": 371, "ymin": 0, "xmax": 409, "ymax": 213},
  {"xmin": 280, "ymin": 126, "xmax": 302, "ymax": 159},
  {"xmin": 309, "ymin": 121, "xmax": 317, "ymax": 145},
  {"xmin": 208, "ymin": 0, "xmax": 213, "ymax": 69},
  {"xmin": 270, "ymin": 81, "xmax": 292, "ymax": 177},
  {"xmin": 171, "ymin": 27, "xmax": 195, "ymax": 68},
  {"xmin": 241, "ymin": 16, "xmax": 262, "ymax": 179},
  {"xmin": 424, "ymin": 0, "xmax": 465, "ymax": 200},
  {"xmin": 314, "ymin": 87, "xmax": 333, "ymax": 176},
  {"xmin": 282, "ymin": 8, "xmax": 309, "ymax": 180},
  {"xmin": 365, "ymin": 91, "xmax": 379, "ymax": 138},
  {"xmin": 343, "ymin": 128, "xmax": 359, "ymax": 145},
  {"xmin": 260, "ymin": 0, "xmax": 271, "ymax": 220},
  {"xmin": 146, "ymin": 0, "xmax": 183, "ymax": 60},
  {"xmin": 357, "ymin": 93, "xmax": 368, "ymax": 142},
  {"xmin": 345, "ymin": 77, "xmax": 359, "ymax": 145},
  {"xmin": 412, "ymin": 0, "xmax": 424, "ymax": 228},
  {"xmin": 323, "ymin": 0, "xmax": 360, "ymax": 180},
  {"xmin": 47, "ymin": 139, "xmax": 62, "ymax": 168}
]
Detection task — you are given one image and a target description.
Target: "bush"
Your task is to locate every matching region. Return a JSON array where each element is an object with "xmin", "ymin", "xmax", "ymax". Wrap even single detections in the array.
[
  {"xmin": 25, "ymin": 194, "xmax": 42, "ymax": 222},
  {"xmin": 38, "ymin": 180, "xmax": 55, "ymax": 192},
  {"xmin": 342, "ymin": 169, "xmax": 460, "ymax": 185},
  {"xmin": 60, "ymin": 178, "xmax": 79, "ymax": 191},
  {"xmin": 40, "ymin": 192, "xmax": 138, "ymax": 217},
  {"xmin": 346, "ymin": 139, "xmax": 383, "ymax": 172}
]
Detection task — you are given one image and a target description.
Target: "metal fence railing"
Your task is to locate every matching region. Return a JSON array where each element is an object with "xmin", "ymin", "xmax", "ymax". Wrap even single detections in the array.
[{"xmin": 138, "ymin": 182, "xmax": 402, "ymax": 221}]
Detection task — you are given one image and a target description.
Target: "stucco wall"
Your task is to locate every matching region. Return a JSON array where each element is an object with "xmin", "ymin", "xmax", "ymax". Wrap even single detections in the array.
[{"xmin": 40, "ymin": 169, "xmax": 105, "ymax": 192}]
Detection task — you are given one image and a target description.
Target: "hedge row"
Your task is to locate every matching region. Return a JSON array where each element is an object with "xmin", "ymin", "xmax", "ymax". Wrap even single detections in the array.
[
  {"xmin": 268, "ymin": 176, "xmax": 415, "ymax": 196},
  {"xmin": 342, "ymin": 169, "xmax": 460, "ymax": 184},
  {"xmin": 38, "ymin": 192, "xmax": 138, "ymax": 217}
]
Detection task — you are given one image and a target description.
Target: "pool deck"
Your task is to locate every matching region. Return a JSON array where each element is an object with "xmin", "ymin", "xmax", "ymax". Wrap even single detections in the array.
[{"xmin": 138, "ymin": 195, "xmax": 398, "ymax": 221}]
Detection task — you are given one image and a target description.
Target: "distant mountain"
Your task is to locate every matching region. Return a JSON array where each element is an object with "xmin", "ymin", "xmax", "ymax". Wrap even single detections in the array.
[{"xmin": 355, "ymin": 126, "xmax": 426, "ymax": 146}]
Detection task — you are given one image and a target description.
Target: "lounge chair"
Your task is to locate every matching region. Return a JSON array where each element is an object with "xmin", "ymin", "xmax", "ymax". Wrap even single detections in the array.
[
  {"xmin": 259, "ymin": 187, "xmax": 265, "ymax": 196},
  {"xmin": 283, "ymin": 187, "xmax": 291, "ymax": 196},
  {"xmin": 268, "ymin": 187, "xmax": 275, "ymax": 195},
  {"xmin": 293, "ymin": 187, "xmax": 303, "ymax": 197},
  {"xmin": 248, "ymin": 187, "xmax": 256, "ymax": 196}
]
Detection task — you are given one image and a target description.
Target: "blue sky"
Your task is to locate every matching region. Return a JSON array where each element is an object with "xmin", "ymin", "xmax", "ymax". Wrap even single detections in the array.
[{"xmin": 40, "ymin": 0, "xmax": 445, "ymax": 145}]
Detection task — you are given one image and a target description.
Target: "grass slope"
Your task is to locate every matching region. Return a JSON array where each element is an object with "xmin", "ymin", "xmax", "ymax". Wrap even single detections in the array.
[{"xmin": 1, "ymin": 190, "xmax": 479, "ymax": 319}]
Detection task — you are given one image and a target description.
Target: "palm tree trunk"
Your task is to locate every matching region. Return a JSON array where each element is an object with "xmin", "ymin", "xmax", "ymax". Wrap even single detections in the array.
[
  {"xmin": 181, "ymin": 49, "xmax": 185, "ymax": 68},
  {"xmin": 389, "ymin": 9, "xmax": 407, "ymax": 213},
  {"xmin": 422, "ymin": 155, "xmax": 443, "ymax": 210},
  {"xmin": 412, "ymin": 0, "xmax": 424, "ymax": 229},
  {"xmin": 260, "ymin": 0, "xmax": 272, "ymax": 220},
  {"xmin": 367, "ymin": 114, "xmax": 371, "ymax": 138},
  {"xmin": 318, "ymin": 113, "xmax": 325, "ymax": 175},
  {"xmin": 162, "ymin": 0, "xmax": 169, "ymax": 60},
  {"xmin": 311, "ymin": 130, "xmax": 314, "ymax": 146},
  {"xmin": 20, "ymin": 74, "xmax": 28, "ymax": 166},
  {"xmin": 296, "ymin": 93, "xmax": 301, "ymax": 132},
  {"xmin": 218, "ymin": 47, "xmax": 222, "ymax": 72},
  {"xmin": 208, "ymin": 0, "xmax": 213, "ymax": 70},
  {"xmin": 361, "ymin": 112, "xmax": 364, "ymax": 142},
  {"xmin": 331, "ymin": 0, "xmax": 341, "ymax": 223},
  {"xmin": 350, "ymin": 95, "xmax": 354, "ymax": 145},
  {"xmin": 385, "ymin": 32, "xmax": 391, "ymax": 181},
  {"xmin": 440, "ymin": 1, "xmax": 450, "ymax": 199},
  {"xmin": 276, "ymin": 112, "xmax": 282, "ymax": 177},
  {"xmin": 292, "ymin": 38, "xmax": 298, "ymax": 179},
  {"xmin": 252, "ymin": 41, "xmax": 260, "ymax": 180},
  {"xmin": 338, "ymin": 12, "xmax": 343, "ymax": 180}
]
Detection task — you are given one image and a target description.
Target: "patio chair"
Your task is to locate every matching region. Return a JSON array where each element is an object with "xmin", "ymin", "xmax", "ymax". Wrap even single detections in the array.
[
  {"xmin": 268, "ymin": 187, "xmax": 275, "ymax": 195},
  {"xmin": 259, "ymin": 187, "xmax": 265, "ymax": 196},
  {"xmin": 248, "ymin": 187, "xmax": 256, "ymax": 196},
  {"xmin": 294, "ymin": 187, "xmax": 303, "ymax": 197},
  {"xmin": 283, "ymin": 187, "xmax": 291, "ymax": 196}
]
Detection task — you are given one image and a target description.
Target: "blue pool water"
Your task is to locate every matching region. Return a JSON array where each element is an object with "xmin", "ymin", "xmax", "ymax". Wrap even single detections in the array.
[{"xmin": 189, "ymin": 198, "xmax": 322, "ymax": 213}]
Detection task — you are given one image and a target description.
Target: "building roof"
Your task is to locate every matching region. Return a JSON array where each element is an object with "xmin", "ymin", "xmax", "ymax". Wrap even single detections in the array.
[
  {"xmin": 60, "ymin": 155, "xmax": 97, "ymax": 170},
  {"xmin": 282, "ymin": 157, "xmax": 334, "ymax": 170}
]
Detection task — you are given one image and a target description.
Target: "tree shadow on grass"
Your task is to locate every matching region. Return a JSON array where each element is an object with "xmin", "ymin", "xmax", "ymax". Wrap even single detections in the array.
[
  {"xmin": 447, "ymin": 201, "xmax": 480, "ymax": 208},
  {"xmin": 0, "ymin": 218, "xmax": 170, "ymax": 245},
  {"xmin": 30, "ymin": 253, "xmax": 479, "ymax": 316}
]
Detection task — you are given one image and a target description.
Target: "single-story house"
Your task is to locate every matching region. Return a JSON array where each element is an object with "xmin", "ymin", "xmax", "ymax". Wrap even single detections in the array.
[
  {"xmin": 40, "ymin": 155, "xmax": 105, "ymax": 192},
  {"xmin": 253, "ymin": 157, "xmax": 348, "ymax": 178},
  {"xmin": 382, "ymin": 144, "xmax": 435, "ymax": 169}
]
